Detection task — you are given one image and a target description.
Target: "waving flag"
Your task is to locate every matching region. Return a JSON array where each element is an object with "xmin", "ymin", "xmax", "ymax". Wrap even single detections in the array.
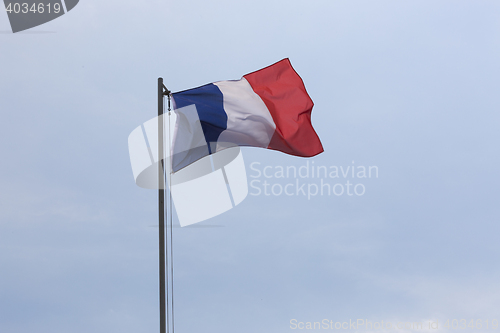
[{"xmin": 171, "ymin": 58, "xmax": 323, "ymax": 171}]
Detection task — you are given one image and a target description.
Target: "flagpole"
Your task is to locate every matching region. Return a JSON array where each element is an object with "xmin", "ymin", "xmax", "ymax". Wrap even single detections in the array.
[{"xmin": 158, "ymin": 77, "xmax": 166, "ymax": 333}]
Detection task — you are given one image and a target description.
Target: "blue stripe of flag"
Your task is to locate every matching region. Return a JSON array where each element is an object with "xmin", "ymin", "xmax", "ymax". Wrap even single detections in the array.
[{"xmin": 172, "ymin": 83, "xmax": 228, "ymax": 154}]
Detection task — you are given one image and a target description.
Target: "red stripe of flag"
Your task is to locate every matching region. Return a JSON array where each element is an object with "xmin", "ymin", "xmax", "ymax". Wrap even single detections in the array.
[{"xmin": 244, "ymin": 58, "xmax": 324, "ymax": 157}]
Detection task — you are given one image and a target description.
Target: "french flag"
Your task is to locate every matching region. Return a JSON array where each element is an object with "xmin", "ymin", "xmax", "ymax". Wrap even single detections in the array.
[{"xmin": 171, "ymin": 59, "xmax": 323, "ymax": 169}]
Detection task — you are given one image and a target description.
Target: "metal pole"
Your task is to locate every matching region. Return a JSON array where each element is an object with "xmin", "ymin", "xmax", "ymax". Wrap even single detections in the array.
[{"xmin": 158, "ymin": 77, "xmax": 166, "ymax": 333}]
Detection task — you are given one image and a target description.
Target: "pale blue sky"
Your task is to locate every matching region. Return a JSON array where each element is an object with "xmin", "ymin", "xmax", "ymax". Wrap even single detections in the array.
[{"xmin": 1, "ymin": 1, "xmax": 500, "ymax": 333}]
